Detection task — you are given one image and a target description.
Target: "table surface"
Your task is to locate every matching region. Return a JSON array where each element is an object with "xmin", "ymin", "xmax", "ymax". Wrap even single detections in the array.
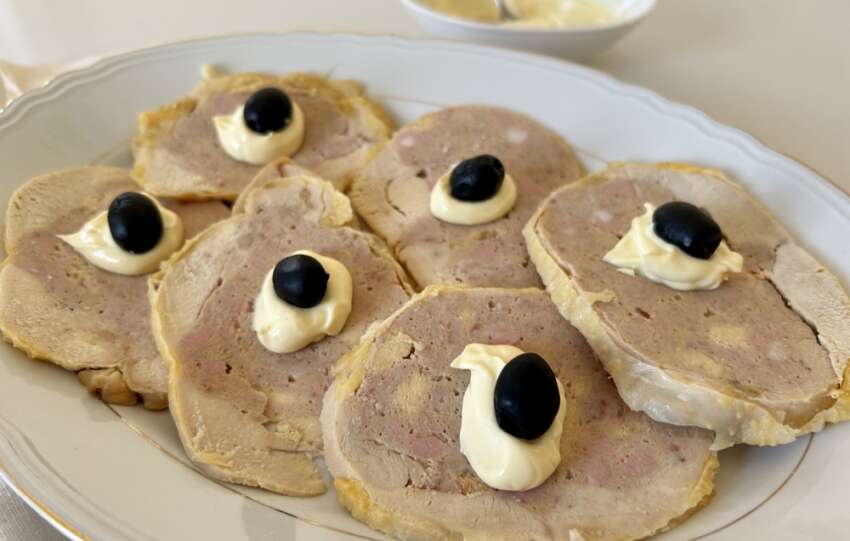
[{"xmin": 0, "ymin": 1, "xmax": 848, "ymax": 539}]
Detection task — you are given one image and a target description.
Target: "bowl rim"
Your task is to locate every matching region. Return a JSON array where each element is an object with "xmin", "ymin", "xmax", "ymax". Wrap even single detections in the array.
[{"xmin": 399, "ymin": 0, "xmax": 657, "ymax": 34}]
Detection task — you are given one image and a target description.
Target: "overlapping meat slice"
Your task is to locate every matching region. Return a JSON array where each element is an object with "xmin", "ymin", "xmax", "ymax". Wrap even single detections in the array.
[
  {"xmin": 151, "ymin": 174, "xmax": 411, "ymax": 495},
  {"xmin": 350, "ymin": 106, "xmax": 582, "ymax": 288},
  {"xmin": 133, "ymin": 72, "xmax": 394, "ymax": 200},
  {"xmin": 525, "ymin": 162, "xmax": 850, "ymax": 448},
  {"xmin": 0, "ymin": 166, "xmax": 229, "ymax": 409},
  {"xmin": 323, "ymin": 286, "xmax": 716, "ymax": 541}
]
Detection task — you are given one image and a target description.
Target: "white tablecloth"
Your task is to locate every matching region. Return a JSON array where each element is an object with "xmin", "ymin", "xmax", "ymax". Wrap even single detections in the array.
[{"xmin": 0, "ymin": 0, "xmax": 848, "ymax": 538}]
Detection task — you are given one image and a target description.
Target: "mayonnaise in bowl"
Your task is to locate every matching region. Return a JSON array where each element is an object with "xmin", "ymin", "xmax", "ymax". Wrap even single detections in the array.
[{"xmin": 421, "ymin": 0, "xmax": 616, "ymax": 28}]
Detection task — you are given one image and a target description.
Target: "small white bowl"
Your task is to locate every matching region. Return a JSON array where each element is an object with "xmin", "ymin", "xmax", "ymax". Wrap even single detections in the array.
[{"xmin": 400, "ymin": 0, "xmax": 656, "ymax": 61}]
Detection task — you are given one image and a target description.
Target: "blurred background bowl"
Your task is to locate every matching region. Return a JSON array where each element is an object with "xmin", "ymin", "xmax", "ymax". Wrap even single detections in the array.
[{"xmin": 399, "ymin": 0, "xmax": 656, "ymax": 61}]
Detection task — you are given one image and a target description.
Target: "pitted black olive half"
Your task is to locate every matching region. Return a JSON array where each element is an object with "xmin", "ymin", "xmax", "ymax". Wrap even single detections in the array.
[
  {"xmin": 494, "ymin": 352, "xmax": 561, "ymax": 440},
  {"xmin": 107, "ymin": 192, "xmax": 164, "ymax": 254},
  {"xmin": 272, "ymin": 254, "xmax": 329, "ymax": 308},
  {"xmin": 450, "ymin": 155, "xmax": 506, "ymax": 202},
  {"xmin": 653, "ymin": 201, "xmax": 722, "ymax": 260},
  {"xmin": 243, "ymin": 87, "xmax": 294, "ymax": 135}
]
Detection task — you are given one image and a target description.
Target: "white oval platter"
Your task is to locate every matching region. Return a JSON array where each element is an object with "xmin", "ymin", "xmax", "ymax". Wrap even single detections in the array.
[{"xmin": 0, "ymin": 33, "xmax": 847, "ymax": 541}]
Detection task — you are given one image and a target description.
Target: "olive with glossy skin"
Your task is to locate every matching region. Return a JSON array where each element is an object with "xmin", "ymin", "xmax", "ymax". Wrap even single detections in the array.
[
  {"xmin": 652, "ymin": 201, "xmax": 723, "ymax": 260},
  {"xmin": 243, "ymin": 87, "xmax": 294, "ymax": 134},
  {"xmin": 494, "ymin": 352, "xmax": 561, "ymax": 440},
  {"xmin": 449, "ymin": 154, "xmax": 506, "ymax": 202},
  {"xmin": 272, "ymin": 254, "xmax": 329, "ymax": 308},
  {"xmin": 107, "ymin": 192, "xmax": 164, "ymax": 254}
]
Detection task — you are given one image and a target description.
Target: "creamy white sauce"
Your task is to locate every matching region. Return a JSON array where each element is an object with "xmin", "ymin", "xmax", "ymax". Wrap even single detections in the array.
[
  {"xmin": 603, "ymin": 203, "xmax": 743, "ymax": 291},
  {"xmin": 58, "ymin": 195, "xmax": 183, "ymax": 276},
  {"xmin": 451, "ymin": 344, "xmax": 566, "ymax": 491},
  {"xmin": 252, "ymin": 250, "xmax": 352, "ymax": 354},
  {"xmin": 429, "ymin": 165, "xmax": 518, "ymax": 226},
  {"xmin": 214, "ymin": 102, "xmax": 305, "ymax": 165},
  {"xmin": 422, "ymin": 0, "xmax": 615, "ymax": 28},
  {"xmin": 506, "ymin": 0, "xmax": 614, "ymax": 27}
]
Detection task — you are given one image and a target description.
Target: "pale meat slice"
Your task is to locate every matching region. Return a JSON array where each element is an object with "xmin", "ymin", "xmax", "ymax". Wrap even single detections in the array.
[
  {"xmin": 322, "ymin": 286, "xmax": 717, "ymax": 541},
  {"xmin": 233, "ymin": 158, "xmax": 375, "ymax": 230},
  {"xmin": 132, "ymin": 72, "xmax": 394, "ymax": 201},
  {"xmin": 232, "ymin": 157, "xmax": 317, "ymax": 212},
  {"xmin": 350, "ymin": 106, "xmax": 583, "ymax": 289},
  {"xmin": 151, "ymin": 175, "xmax": 411, "ymax": 496},
  {"xmin": 0, "ymin": 166, "xmax": 229, "ymax": 409},
  {"xmin": 525, "ymin": 162, "xmax": 850, "ymax": 449}
]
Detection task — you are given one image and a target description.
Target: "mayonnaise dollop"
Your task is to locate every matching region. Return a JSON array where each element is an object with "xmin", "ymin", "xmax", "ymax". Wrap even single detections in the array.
[
  {"xmin": 430, "ymin": 166, "xmax": 517, "ymax": 225},
  {"xmin": 603, "ymin": 203, "xmax": 743, "ymax": 291},
  {"xmin": 451, "ymin": 344, "xmax": 566, "ymax": 491},
  {"xmin": 423, "ymin": 0, "xmax": 615, "ymax": 28},
  {"xmin": 214, "ymin": 102, "xmax": 305, "ymax": 165},
  {"xmin": 253, "ymin": 250, "xmax": 352, "ymax": 354},
  {"xmin": 58, "ymin": 195, "xmax": 183, "ymax": 276}
]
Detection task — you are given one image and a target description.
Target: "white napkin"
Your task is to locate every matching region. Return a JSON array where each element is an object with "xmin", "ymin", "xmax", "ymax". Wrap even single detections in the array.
[{"xmin": 0, "ymin": 57, "xmax": 97, "ymax": 108}]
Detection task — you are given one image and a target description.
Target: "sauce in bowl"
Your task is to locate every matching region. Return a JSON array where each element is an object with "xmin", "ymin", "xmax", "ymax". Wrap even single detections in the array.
[{"xmin": 421, "ymin": 0, "xmax": 616, "ymax": 28}]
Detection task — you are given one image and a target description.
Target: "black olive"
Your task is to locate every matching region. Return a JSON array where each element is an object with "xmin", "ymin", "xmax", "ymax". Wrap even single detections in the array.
[
  {"xmin": 107, "ymin": 192, "xmax": 164, "ymax": 254},
  {"xmin": 449, "ymin": 155, "xmax": 506, "ymax": 202},
  {"xmin": 243, "ymin": 87, "xmax": 294, "ymax": 134},
  {"xmin": 494, "ymin": 352, "xmax": 561, "ymax": 440},
  {"xmin": 272, "ymin": 254, "xmax": 329, "ymax": 308},
  {"xmin": 652, "ymin": 201, "xmax": 722, "ymax": 260}
]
